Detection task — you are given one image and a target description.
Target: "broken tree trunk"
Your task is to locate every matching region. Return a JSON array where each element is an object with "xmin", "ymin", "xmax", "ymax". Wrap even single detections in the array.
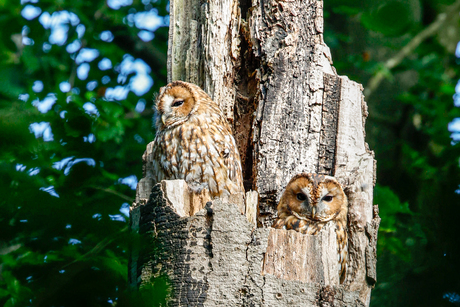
[{"xmin": 129, "ymin": 0, "xmax": 380, "ymax": 306}]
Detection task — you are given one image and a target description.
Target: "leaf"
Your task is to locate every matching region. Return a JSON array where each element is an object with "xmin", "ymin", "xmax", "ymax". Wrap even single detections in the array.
[
  {"xmin": 361, "ymin": 0, "xmax": 421, "ymax": 36},
  {"xmin": 0, "ymin": 287, "xmax": 10, "ymax": 299},
  {"xmin": 4, "ymin": 273, "xmax": 20, "ymax": 296},
  {"xmin": 332, "ymin": 5, "xmax": 361, "ymax": 15},
  {"xmin": 4, "ymin": 297, "xmax": 17, "ymax": 307},
  {"xmin": 100, "ymin": 249, "xmax": 128, "ymax": 281},
  {"xmin": 21, "ymin": 47, "xmax": 41, "ymax": 74},
  {"xmin": 100, "ymin": 169, "xmax": 119, "ymax": 181}
]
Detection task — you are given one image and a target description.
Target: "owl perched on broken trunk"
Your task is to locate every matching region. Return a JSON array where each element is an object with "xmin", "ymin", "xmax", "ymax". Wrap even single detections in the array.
[
  {"xmin": 272, "ymin": 173, "xmax": 348, "ymax": 283},
  {"xmin": 144, "ymin": 80, "xmax": 244, "ymax": 198}
]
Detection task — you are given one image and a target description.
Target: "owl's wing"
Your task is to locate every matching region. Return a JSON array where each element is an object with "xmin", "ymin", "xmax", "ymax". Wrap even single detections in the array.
[
  {"xmin": 272, "ymin": 214, "xmax": 325, "ymax": 235},
  {"xmin": 272, "ymin": 216, "xmax": 303, "ymax": 231},
  {"xmin": 144, "ymin": 136, "xmax": 167, "ymax": 184},
  {"xmin": 223, "ymin": 135, "xmax": 244, "ymax": 191},
  {"xmin": 204, "ymin": 129, "xmax": 244, "ymax": 196}
]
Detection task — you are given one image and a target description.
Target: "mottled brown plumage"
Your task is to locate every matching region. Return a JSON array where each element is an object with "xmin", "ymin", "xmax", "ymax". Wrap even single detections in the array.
[
  {"xmin": 272, "ymin": 173, "xmax": 348, "ymax": 283},
  {"xmin": 143, "ymin": 81, "xmax": 244, "ymax": 198}
]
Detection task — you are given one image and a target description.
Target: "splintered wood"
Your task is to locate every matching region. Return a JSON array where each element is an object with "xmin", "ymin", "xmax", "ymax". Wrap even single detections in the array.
[{"xmin": 160, "ymin": 180, "xmax": 211, "ymax": 217}]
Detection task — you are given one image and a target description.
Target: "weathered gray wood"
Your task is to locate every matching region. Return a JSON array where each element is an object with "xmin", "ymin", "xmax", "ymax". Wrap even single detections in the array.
[
  {"xmin": 365, "ymin": 205, "xmax": 381, "ymax": 287},
  {"xmin": 168, "ymin": 0, "xmax": 240, "ymax": 124},
  {"xmin": 333, "ymin": 78, "xmax": 376, "ymax": 304},
  {"xmin": 130, "ymin": 0, "xmax": 379, "ymax": 305}
]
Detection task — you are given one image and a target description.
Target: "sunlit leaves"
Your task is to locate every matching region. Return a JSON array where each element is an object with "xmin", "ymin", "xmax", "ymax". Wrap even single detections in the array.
[
  {"xmin": 1, "ymin": 271, "xmax": 33, "ymax": 307},
  {"xmin": 1, "ymin": 0, "xmax": 167, "ymax": 305}
]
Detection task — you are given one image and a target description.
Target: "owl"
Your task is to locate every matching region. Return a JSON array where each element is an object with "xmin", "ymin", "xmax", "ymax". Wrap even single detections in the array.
[
  {"xmin": 272, "ymin": 173, "xmax": 348, "ymax": 283},
  {"xmin": 143, "ymin": 80, "xmax": 244, "ymax": 198}
]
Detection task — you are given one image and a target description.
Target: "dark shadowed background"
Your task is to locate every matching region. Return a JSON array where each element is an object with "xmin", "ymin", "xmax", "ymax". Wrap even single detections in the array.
[{"xmin": 0, "ymin": 0, "xmax": 459, "ymax": 306}]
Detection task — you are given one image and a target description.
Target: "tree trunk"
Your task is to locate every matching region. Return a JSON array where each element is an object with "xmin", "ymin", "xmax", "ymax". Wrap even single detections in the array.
[{"xmin": 129, "ymin": 0, "xmax": 380, "ymax": 306}]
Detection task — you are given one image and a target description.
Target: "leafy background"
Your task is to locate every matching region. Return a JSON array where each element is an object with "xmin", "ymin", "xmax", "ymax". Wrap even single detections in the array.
[{"xmin": 0, "ymin": 0, "xmax": 459, "ymax": 306}]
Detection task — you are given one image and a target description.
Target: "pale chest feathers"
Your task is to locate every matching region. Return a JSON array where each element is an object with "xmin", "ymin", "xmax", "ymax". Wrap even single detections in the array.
[{"xmin": 152, "ymin": 113, "xmax": 242, "ymax": 197}]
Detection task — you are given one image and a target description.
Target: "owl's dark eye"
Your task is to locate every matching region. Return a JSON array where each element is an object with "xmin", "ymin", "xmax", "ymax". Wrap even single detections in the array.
[
  {"xmin": 172, "ymin": 99, "xmax": 184, "ymax": 107},
  {"xmin": 296, "ymin": 193, "xmax": 307, "ymax": 201},
  {"xmin": 322, "ymin": 195, "xmax": 333, "ymax": 202}
]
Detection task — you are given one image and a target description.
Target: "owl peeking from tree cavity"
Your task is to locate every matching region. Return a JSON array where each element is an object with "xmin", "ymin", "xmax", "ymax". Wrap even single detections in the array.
[{"xmin": 272, "ymin": 173, "xmax": 348, "ymax": 283}]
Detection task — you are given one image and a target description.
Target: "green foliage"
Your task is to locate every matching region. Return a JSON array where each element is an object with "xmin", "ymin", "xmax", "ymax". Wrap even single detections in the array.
[
  {"xmin": 361, "ymin": 0, "xmax": 421, "ymax": 36},
  {"xmin": 375, "ymin": 185, "xmax": 412, "ymax": 244},
  {"xmin": 120, "ymin": 276, "xmax": 171, "ymax": 307},
  {"xmin": 0, "ymin": 0, "xmax": 168, "ymax": 305},
  {"xmin": 326, "ymin": 0, "xmax": 460, "ymax": 305},
  {"xmin": 374, "ymin": 184, "xmax": 425, "ymax": 275}
]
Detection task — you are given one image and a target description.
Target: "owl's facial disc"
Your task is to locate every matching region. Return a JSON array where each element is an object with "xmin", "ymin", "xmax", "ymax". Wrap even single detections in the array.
[
  {"xmin": 311, "ymin": 184, "xmax": 344, "ymax": 222},
  {"xmin": 161, "ymin": 97, "xmax": 187, "ymax": 125},
  {"xmin": 297, "ymin": 185, "xmax": 337, "ymax": 222},
  {"xmin": 157, "ymin": 86, "xmax": 194, "ymax": 128}
]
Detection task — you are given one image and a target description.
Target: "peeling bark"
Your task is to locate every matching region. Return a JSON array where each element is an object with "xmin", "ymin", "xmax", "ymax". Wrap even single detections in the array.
[{"xmin": 130, "ymin": 0, "xmax": 378, "ymax": 305}]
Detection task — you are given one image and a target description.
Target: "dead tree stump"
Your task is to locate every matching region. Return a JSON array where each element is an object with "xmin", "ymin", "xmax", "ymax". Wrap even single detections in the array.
[{"xmin": 129, "ymin": 0, "xmax": 380, "ymax": 305}]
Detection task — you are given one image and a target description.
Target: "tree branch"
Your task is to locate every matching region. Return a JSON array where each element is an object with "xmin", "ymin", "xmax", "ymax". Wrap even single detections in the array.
[
  {"xmin": 88, "ymin": 185, "xmax": 133, "ymax": 202},
  {"xmin": 61, "ymin": 226, "xmax": 128, "ymax": 269},
  {"xmin": 364, "ymin": 0, "xmax": 460, "ymax": 97}
]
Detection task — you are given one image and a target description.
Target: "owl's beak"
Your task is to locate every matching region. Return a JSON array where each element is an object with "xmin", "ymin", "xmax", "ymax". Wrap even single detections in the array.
[
  {"xmin": 311, "ymin": 207, "xmax": 316, "ymax": 218},
  {"xmin": 161, "ymin": 114, "xmax": 167, "ymax": 125}
]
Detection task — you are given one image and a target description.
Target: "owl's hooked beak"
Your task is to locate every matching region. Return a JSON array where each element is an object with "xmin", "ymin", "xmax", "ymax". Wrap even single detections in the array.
[
  {"xmin": 311, "ymin": 207, "xmax": 316, "ymax": 219},
  {"xmin": 161, "ymin": 114, "xmax": 168, "ymax": 125}
]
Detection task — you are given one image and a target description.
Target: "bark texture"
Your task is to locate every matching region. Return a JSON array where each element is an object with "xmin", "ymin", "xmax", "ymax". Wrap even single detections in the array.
[
  {"xmin": 130, "ymin": 0, "xmax": 379, "ymax": 305},
  {"xmin": 167, "ymin": 0, "xmax": 240, "ymax": 123}
]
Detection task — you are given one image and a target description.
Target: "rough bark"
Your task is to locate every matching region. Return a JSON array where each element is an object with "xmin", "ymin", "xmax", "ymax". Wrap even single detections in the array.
[
  {"xmin": 130, "ymin": 0, "xmax": 379, "ymax": 305},
  {"xmin": 167, "ymin": 0, "xmax": 240, "ymax": 123}
]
